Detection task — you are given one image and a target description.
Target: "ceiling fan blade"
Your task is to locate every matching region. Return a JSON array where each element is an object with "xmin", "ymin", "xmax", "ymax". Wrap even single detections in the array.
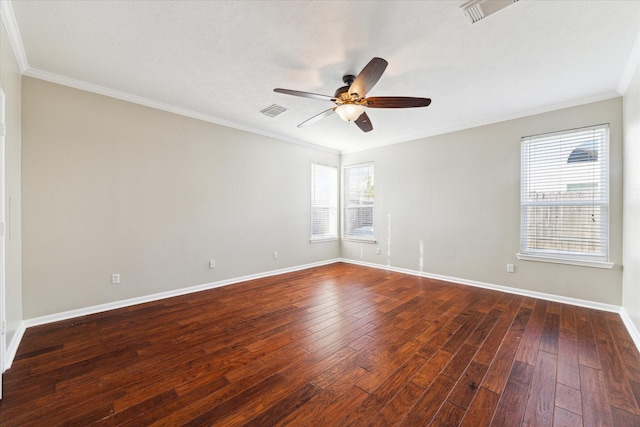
[
  {"xmin": 364, "ymin": 96, "xmax": 431, "ymax": 108},
  {"xmin": 348, "ymin": 57, "xmax": 388, "ymax": 99},
  {"xmin": 274, "ymin": 88, "xmax": 336, "ymax": 102},
  {"xmin": 297, "ymin": 108, "xmax": 336, "ymax": 128},
  {"xmin": 354, "ymin": 112, "xmax": 373, "ymax": 132}
]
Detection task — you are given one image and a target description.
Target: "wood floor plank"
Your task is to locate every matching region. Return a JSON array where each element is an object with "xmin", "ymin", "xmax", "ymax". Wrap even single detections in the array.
[
  {"xmin": 465, "ymin": 307, "xmax": 503, "ymax": 348},
  {"xmin": 180, "ymin": 373, "xmax": 288, "ymax": 426},
  {"xmin": 2, "ymin": 263, "xmax": 639, "ymax": 426},
  {"xmin": 276, "ymin": 362, "xmax": 368, "ymax": 425},
  {"xmin": 339, "ymin": 353, "xmax": 428, "ymax": 425},
  {"xmin": 242, "ymin": 381, "xmax": 322, "ymax": 426},
  {"xmin": 606, "ymin": 316, "xmax": 640, "ymax": 382},
  {"xmin": 590, "ymin": 310, "xmax": 640, "ymax": 415},
  {"xmin": 553, "ymin": 406, "xmax": 583, "ymax": 427},
  {"xmin": 540, "ymin": 312, "xmax": 560, "ymax": 354},
  {"xmin": 581, "ymin": 364, "xmax": 614, "ymax": 426},
  {"xmin": 460, "ymin": 386, "xmax": 501, "ymax": 427},
  {"xmin": 412, "ymin": 349, "xmax": 453, "ymax": 389},
  {"xmin": 482, "ymin": 306, "xmax": 532, "ymax": 394},
  {"xmin": 557, "ymin": 335, "xmax": 580, "ymax": 390},
  {"xmin": 631, "ymin": 380, "xmax": 640, "ymax": 411},
  {"xmin": 555, "ymin": 383, "xmax": 582, "ymax": 416},
  {"xmin": 304, "ymin": 386, "xmax": 369, "ymax": 426},
  {"xmin": 447, "ymin": 360, "xmax": 489, "ymax": 409},
  {"xmin": 611, "ymin": 407, "xmax": 640, "ymax": 427},
  {"xmin": 555, "ymin": 305, "xmax": 581, "ymax": 392},
  {"xmin": 515, "ymin": 299, "xmax": 548, "ymax": 366},
  {"xmin": 441, "ymin": 343, "xmax": 480, "ymax": 380},
  {"xmin": 491, "ymin": 377, "xmax": 529, "ymax": 427},
  {"xmin": 474, "ymin": 297, "xmax": 527, "ymax": 366},
  {"xmin": 576, "ymin": 309, "xmax": 601, "ymax": 369},
  {"xmin": 522, "ymin": 351, "xmax": 557, "ymax": 427},
  {"xmin": 400, "ymin": 374, "xmax": 456, "ymax": 426},
  {"xmin": 94, "ymin": 389, "xmax": 178, "ymax": 426},
  {"xmin": 430, "ymin": 401, "xmax": 466, "ymax": 426},
  {"xmin": 373, "ymin": 380, "xmax": 425, "ymax": 426},
  {"xmin": 509, "ymin": 360, "xmax": 534, "ymax": 385}
]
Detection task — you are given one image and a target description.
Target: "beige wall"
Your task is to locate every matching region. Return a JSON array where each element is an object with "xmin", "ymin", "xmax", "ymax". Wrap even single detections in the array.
[
  {"xmin": 22, "ymin": 77, "xmax": 340, "ymax": 318},
  {"xmin": 0, "ymin": 19, "xmax": 23, "ymax": 347},
  {"xmin": 623, "ymin": 61, "xmax": 640, "ymax": 331},
  {"xmin": 342, "ymin": 98, "xmax": 624, "ymax": 306},
  {"xmin": 17, "ymin": 75, "xmax": 630, "ymax": 318}
]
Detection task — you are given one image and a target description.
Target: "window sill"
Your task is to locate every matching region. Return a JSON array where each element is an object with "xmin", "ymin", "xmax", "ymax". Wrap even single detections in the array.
[
  {"xmin": 516, "ymin": 253, "xmax": 614, "ymax": 269},
  {"xmin": 309, "ymin": 237, "xmax": 339, "ymax": 244},
  {"xmin": 342, "ymin": 237, "xmax": 377, "ymax": 244}
]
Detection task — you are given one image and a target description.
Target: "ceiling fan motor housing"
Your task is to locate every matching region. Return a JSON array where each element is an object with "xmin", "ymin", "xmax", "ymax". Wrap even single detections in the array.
[
  {"xmin": 334, "ymin": 75, "xmax": 356, "ymax": 99},
  {"xmin": 334, "ymin": 85, "xmax": 349, "ymax": 98}
]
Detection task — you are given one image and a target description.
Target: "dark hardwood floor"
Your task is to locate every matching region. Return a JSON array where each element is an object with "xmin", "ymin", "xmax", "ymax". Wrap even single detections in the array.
[{"xmin": 2, "ymin": 262, "xmax": 640, "ymax": 426}]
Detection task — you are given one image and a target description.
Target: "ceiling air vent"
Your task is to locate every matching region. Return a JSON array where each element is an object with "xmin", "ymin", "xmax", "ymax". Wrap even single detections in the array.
[
  {"xmin": 260, "ymin": 104, "xmax": 288, "ymax": 118},
  {"xmin": 460, "ymin": 0, "xmax": 518, "ymax": 24}
]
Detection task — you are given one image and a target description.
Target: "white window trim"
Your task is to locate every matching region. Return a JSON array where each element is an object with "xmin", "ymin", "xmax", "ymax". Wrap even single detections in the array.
[
  {"xmin": 342, "ymin": 237, "xmax": 377, "ymax": 244},
  {"xmin": 309, "ymin": 237, "xmax": 339, "ymax": 244},
  {"xmin": 310, "ymin": 163, "xmax": 338, "ymax": 242},
  {"xmin": 519, "ymin": 124, "xmax": 611, "ymax": 267},
  {"xmin": 516, "ymin": 253, "xmax": 614, "ymax": 269},
  {"xmin": 342, "ymin": 161, "xmax": 375, "ymax": 242}
]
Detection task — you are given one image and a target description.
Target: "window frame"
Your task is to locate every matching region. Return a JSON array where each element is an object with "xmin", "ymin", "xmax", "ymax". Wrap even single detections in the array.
[
  {"xmin": 342, "ymin": 161, "xmax": 376, "ymax": 243},
  {"xmin": 517, "ymin": 124, "xmax": 613, "ymax": 269},
  {"xmin": 310, "ymin": 163, "xmax": 339, "ymax": 243}
]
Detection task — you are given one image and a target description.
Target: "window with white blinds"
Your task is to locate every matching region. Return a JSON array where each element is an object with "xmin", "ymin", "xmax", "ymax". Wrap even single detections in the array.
[
  {"xmin": 519, "ymin": 124, "xmax": 611, "ymax": 267},
  {"xmin": 310, "ymin": 163, "xmax": 338, "ymax": 241},
  {"xmin": 343, "ymin": 162, "xmax": 375, "ymax": 240}
]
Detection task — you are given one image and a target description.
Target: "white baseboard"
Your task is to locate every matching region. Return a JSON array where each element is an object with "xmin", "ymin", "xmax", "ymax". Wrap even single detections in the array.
[
  {"xmin": 4, "ymin": 321, "xmax": 25, "ymax": 371},
  {"xmin": 10, "ymin": 258, "xmax": 639, "ymax": 370},
  {"xmin": 342, "ymin": 259, "xmax": 640, "ymax": 351},
  {"xmin": 24, "ymin": 259, "xmax": 340, "ymax": 328},
  {"xmin": 339, "ymin": 258, "xmax": 622, "ymax": 313},
  {"xmin": 619, "ymin": 308, "xmax": 640, "ymax": 351}
]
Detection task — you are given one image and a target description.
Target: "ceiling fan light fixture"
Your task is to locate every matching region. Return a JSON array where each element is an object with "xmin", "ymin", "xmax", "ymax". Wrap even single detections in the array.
[{"xmin": 335, "ymin": 104, "xmax": 365, "ymax": 122}]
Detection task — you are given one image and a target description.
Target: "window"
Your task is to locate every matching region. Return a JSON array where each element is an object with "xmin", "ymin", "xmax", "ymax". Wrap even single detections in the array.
[
  {"xmin": 310, "ymin": 163, "xmax": 338, "ymax": 241},
  {"xmin": 343, "ymin": 162, "xmax": 375, "ymax": 240},
  {"xmin": 519, "ymin": 124, "xmax": 612, "ymax": 268}
]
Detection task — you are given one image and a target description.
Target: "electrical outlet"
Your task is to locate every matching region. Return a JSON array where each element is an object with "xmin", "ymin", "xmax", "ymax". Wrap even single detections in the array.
[
  {"xmin": 506, "ymin": 264, "xmax": 515, "ymax": 273},
  {"xmin": 273, "ymin": 251, "xmax": 278, "ymax": 260},
  {"xmin": 209, "ymin": 259, "xmax": 216, "ymax": 269},
  {"xmin": 111, "ymin": 273, "xmax": 120, "ymax": 284}
]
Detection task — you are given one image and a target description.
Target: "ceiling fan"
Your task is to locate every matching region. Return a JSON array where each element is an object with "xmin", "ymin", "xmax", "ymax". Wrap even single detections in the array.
[{"xmin": 274, "ymin": 57, "xmax": 431, "ymax": 133}]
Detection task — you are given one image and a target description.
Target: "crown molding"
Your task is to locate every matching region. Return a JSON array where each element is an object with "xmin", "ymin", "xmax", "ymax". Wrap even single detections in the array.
[
  {"xmin": 4, "ymin": 0, "xmax": 633, "ymax": 154},
  {"xmin": 0, "ymin": 0, "xmax": 28, "ymax": 73},
  {"xmin": 618, "ymin": 32, "xmax": 640, "ymax": 96},
  {"xmin": 23, "ymin": 67, "xmax": 340, "ymax": 155},
  {"xmin": 341, "ymin": 91, "xmax": 621, "ymax": 154},
  {"xmin": 2, "ymin": 0, "xmax": 335, "ymax": 156}
]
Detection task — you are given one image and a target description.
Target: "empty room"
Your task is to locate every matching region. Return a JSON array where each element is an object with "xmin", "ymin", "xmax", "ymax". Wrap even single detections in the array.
[{"xmin": 1, "ymin": 0, "xmax": 640, "ymax": 425}]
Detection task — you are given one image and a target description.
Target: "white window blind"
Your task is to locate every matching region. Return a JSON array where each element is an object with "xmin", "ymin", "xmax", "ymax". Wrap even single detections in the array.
[
  {"xmin": 520, "ymin": 124, "xmax": 610, "ymax": 266},
  {"xmin": 311, "ymin": 163, "xmax": 338, "ymax": 241},
  {"xmin": 343, "ymin": 162, "xmax": 375, "ymax": 240}
]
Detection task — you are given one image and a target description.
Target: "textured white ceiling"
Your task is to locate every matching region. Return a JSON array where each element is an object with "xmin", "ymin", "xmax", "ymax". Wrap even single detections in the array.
[{"xmin": 6, "ymin": 0, "xmax": 640, "ymax": 153}]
